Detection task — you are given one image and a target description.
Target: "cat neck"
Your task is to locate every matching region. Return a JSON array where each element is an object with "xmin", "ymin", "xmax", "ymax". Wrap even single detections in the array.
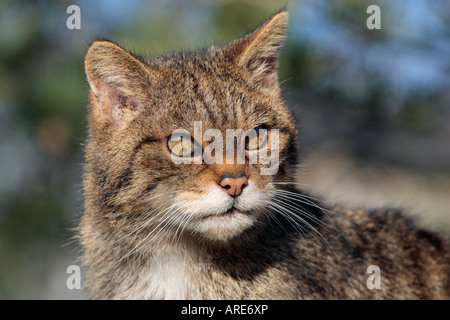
[
  {"xmin": 133, "ymin": 245, "xmax": 202, "ymax": 299},
  {"xmin": 111, "ymin": 222, "xmax": 269, "ymax": 299}
]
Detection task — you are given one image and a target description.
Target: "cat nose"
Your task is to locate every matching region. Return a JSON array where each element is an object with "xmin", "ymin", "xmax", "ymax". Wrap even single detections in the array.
[{"xmin": 218, "ymin": 175, "xmax": 248, "ymax": 197}]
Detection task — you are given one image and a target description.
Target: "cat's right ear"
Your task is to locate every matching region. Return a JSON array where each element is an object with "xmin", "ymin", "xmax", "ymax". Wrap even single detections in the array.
[{"xmin": 85, "ymin": 40, "xmax": 158, "ymax": 130}]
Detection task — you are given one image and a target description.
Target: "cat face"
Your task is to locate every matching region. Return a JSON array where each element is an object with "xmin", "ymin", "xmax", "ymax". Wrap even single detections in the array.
[{"xmin": 84, "ymin": 10, "xmax": 297, "ymax": 243}]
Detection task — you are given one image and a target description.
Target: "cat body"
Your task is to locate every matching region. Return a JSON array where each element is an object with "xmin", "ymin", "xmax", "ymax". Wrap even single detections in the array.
[{"xmin": 80, "ymin": 10, "xmax": 449, "ymax": 299}]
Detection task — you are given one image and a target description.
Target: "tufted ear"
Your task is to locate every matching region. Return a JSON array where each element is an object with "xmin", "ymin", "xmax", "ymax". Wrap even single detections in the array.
[
  {"xmin": 85, "ymin": 40, "xmax": 158, "ymax": 130},
  {"xmin": 225, "ymin": 10, "xmax": 288, "ymax": 89}
]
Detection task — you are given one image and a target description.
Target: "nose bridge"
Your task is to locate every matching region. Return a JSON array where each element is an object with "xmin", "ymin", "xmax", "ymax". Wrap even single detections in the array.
[
  {"xmin": 214, "ymin": 163, "xmax": 246, "ymax": 179},
  {"xmin": 219, "ymin": 170, "xmax": 246, "ymax": 180}
]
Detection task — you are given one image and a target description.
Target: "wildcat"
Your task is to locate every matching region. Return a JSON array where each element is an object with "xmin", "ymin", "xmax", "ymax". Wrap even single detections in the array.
[{"xmin": 80, "ymin": 10, "xmax": 449, "ymax": 299}]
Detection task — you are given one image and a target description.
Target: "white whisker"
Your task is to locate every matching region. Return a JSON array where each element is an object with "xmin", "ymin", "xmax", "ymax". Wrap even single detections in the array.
[
  {"xmin": 113, "ymin": 200, "xmax": 188, "ymax": 265},
  {"xmin": 267, "ymin": 202, "xmax": 308, "ymax": 239},
  {"xmin": 269, "ymin": 200, "xmax": 336, "ymax": 255},
  {"xmin": 270, "ymin": 196, "xmax": 334, "ymax": 229}
]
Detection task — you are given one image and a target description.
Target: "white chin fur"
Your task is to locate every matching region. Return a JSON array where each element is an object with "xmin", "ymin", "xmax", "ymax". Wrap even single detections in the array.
[{"xmin": 173, "ymin": 182, "xmax": 266, "ymax": 241}]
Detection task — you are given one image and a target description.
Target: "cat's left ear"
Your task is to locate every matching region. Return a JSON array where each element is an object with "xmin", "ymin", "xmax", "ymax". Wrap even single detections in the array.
[{"xmin": 225, "ymin": 10, "xmax": 288, "ymax": 89}]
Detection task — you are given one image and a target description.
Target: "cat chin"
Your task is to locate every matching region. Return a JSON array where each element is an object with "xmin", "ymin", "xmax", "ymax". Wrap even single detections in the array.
[{"xmin": 188, "ymin": 210, "xmax": 258, "ymax": 241}]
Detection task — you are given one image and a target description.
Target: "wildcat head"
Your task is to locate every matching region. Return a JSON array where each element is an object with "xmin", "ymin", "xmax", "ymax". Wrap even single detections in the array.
[{"xmin": 83, "ymin": 10, "xmax": 298, "ymax": 243}]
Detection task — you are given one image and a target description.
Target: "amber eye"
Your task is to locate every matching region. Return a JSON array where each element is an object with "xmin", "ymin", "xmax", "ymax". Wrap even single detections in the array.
[
  {"xmin": 245, "ymin": 127, "xmax": 268, "ymax": 151},
  {"xmin": 167, "ymin": 133, "xmax": 200, "ymax": 157}
]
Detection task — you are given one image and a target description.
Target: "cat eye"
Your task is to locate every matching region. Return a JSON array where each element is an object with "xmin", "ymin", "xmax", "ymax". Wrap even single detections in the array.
[
  {"xmin": 245, "ymin": 127, "xmax": 268, "ymax": 151},
  {"xmin": 167, "ymin": 133, "xmax": 200, "ymax": 157}
]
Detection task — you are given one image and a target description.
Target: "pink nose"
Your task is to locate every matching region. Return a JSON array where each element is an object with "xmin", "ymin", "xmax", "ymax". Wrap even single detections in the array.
[{"xmin": 218, "ymin": 175, "xmax": 248, "ymax": 197}]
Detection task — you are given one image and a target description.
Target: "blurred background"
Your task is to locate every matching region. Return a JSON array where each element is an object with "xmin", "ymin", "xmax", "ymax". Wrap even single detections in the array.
[{"xmin": 0, "ymin": 0, "xmax": 449, "ymax": 299}]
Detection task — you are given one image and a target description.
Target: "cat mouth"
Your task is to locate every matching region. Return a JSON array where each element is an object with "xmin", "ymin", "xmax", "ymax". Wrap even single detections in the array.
[
  {"xmin": 209, "ymin": 208, "xmax": 243, "ymax": 219},
  {"xmin": 220, "ymin": 208, "xmax": 237, "ymax": 217},
  {"xmin": 191, "ymin": 202, "xmax": 259, "ymax": 241}
]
